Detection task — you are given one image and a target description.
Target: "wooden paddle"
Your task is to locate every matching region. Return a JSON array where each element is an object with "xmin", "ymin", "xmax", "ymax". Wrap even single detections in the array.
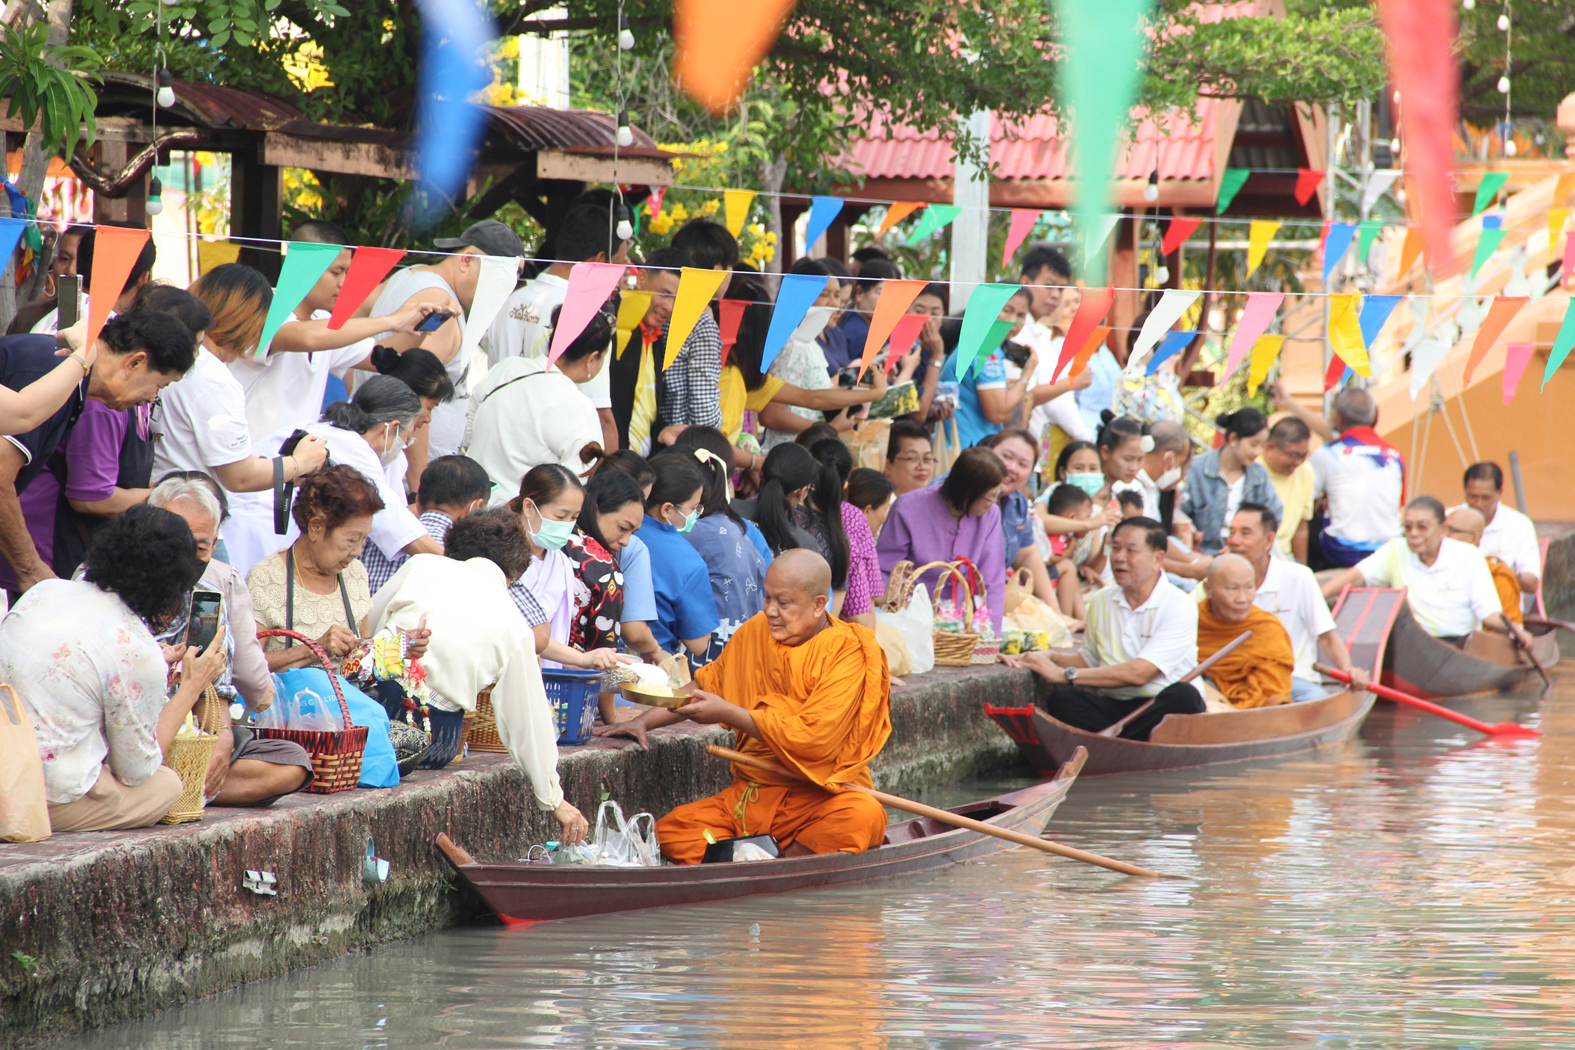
[
  {"xmin": 1314, "ymin": 664, "xmax": 1540, "ymax": 738},
  {"xmin": 1095, "ymin": 631, "xmax": 1252, "ymax": 738},
  {"xmin": 1485, "ymin": 622, "xmax": 1552, "ymax": 694},
  {"xmin": 704, "ymin": 743, "xmax": 1172, "ymax": 878}
]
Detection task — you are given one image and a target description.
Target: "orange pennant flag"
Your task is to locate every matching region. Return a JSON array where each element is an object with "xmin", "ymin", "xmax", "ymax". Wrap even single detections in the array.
[
  {"xmin": 1068, "ymin": 326, "xmax": 1111, "ymax": 378},
  {"xmin": 1463, "ymin": 296, "xmax": 1529, "ymax": 385},
  {"xmin": 876, "ymin": 202, "xmax": 924, "ymax": 237},
  {"xmin": 85, "ymin": 225, "xmax": 151, "ymax": 351},
  {"xmin": 1556, "ymin": 173, "xmax": 1575, "ymax": 205},
  {"xmin": 1397, "ymin": 228, "xmax": 1423, "ymax": 279},
  {"xmin": 672, "ymin": 0, "xmax": 795, "ymax": 114},
  {"xmin": 858, "ymin": 279, "xmax": 927, "ymax": 377}
]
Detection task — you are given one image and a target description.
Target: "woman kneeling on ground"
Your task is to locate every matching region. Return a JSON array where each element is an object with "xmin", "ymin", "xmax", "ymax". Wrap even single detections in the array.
[{"xmin": 0, "ymin": 505, "xmax": 227, "ymax": 832}]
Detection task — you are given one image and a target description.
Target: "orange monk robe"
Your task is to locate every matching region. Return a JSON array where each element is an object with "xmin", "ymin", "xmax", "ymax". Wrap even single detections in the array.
[
  {"xmin": 1197, "ymin": 602, "xmax": 1295, "ymax": 709},
  {"xmin": 1487, "ymin": 556, "xmax": 1524, "ymax": 624},
  {"xmin": 657, "ymin": 613, "xmax": 893, "ymax": 864}
]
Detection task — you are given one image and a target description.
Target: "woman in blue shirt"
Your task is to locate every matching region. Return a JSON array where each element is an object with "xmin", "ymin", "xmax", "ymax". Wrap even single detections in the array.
[
  {"xmin": 937, "ymin": 288, "xmax": 1040, "ymax": 449},
  {"xmin": 632, "ymin": 453, "xmax": 719, "ymax": 664}
]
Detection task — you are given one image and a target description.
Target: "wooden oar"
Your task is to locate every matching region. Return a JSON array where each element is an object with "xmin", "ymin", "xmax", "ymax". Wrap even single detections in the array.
[
  {"xmin": 1315, "ymin": 664, "xmax": 1540, "ymax": 737},
  {"xmin": 1095, "ymin": 631, "xmax": 1253, "ymax": 738},
  {"xmin": 704, "ymin": 743, "xmax": 1172, "ymax": 878},
  {"xmin": 1486, "ymin": 622, "xmax": 1553, "ymax": 694}
]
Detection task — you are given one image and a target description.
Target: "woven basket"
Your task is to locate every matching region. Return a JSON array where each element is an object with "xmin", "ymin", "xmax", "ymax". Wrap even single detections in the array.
[
  {"xmin": 254, "ymin": 630, "xmax": 369, "ymax": 793},
  {"xmin": 158, "ymin": 686, "xmax": 220, "ymax": 825},
  {"xmin": 888, "ymin": 560, "xmax": 980, "ymax": 667},
  {"xmin": 465, "ymin": 683, "xmax": 508, "ymax": 753}
]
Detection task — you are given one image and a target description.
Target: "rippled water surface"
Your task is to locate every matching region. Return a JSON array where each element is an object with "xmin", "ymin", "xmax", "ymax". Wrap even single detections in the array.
[{"xmin": 58, "ymin": 683, "xmax": 1575, "ymax": 1049}]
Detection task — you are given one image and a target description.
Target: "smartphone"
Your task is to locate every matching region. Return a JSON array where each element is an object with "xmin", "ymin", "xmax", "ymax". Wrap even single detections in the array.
[
  {"xmin": 187, "ymin": 590, "xmax": 223, "ymax": 652},
  {"xmin": 58, "ymin": 274, "xmax": 81, "ymax": 329},
  {"xmin": 415, "ymin": 310, "xmax": 452, "ymax": 333}
]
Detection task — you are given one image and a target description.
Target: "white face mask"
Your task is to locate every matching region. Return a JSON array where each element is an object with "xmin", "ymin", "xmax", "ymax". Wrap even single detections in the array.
[
  {"xmin": 1152, "ymin": 456, "xmax": 1183, "ymax": 490},
  {"xmin": 793, "ymin": 305, "xmax": 836, "ymax": 343},
  {"xmin": 378, "ymin": 422, "xmax": 410, "ymax": 467}
]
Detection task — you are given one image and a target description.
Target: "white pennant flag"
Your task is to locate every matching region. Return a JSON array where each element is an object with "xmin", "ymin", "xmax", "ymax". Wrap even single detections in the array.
[
  {"xmin": 1360, "ymin": 170, "xmax": 1402, "ymax": 215},
  {"xmin": 1408, "ymin": 339, "xmax": 1452, "ymax": 400},
  {"xmin": 1125, "ymin": 289, "xmax": 1201, "ymax": 376},
  {"xmin": 461, "ymin": 255, "xmax": 524, "ymax": 361}
]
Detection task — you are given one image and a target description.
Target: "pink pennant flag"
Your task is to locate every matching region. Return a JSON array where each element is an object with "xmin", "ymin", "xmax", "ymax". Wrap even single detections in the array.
[
  {"xmin": 1565, "ymin": 227, "xmax": 1575, "ymax": 283},
  {"xmin": 1222, "ymin": 292, "xmax": 1286, "ymax": 379},
  {"xmin": 1502, "ymin": 342, "xmax": 1535, "ymax": 403},
  {"xmin": 328, "ymin": 247, "xmax": 405, "ymax": 329},
  {"xmin": 884, "ymin": 313, "xmax": 929, "ymax": 374},
  {"xmin": 717, "ymin": 298, "xmax": 749, "ymax": 367},
  {"xmin": 547, "ymin": 261, "xmax": 626, "ymax": 365},
  {"xmin": 1001, "ymin": 209, "xmax": 1042, "ymax": 269}
]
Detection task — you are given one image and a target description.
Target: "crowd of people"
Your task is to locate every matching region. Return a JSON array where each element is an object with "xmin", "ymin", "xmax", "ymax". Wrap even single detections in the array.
[{"xmin": 0, "ymin": 198, "xmax": 1548, "ymax": 860}]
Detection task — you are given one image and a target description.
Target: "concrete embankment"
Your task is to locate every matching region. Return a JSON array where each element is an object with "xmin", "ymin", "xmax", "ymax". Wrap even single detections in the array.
[{"xmin": 0, "ymin": 663, "xmax": 1034, "ymax": 1049}]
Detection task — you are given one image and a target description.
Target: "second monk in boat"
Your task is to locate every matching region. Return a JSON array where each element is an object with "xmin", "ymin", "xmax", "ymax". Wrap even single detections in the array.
[
  {"xmin": 1197, "ymin": 553, "xmax": 1295, "ymax": 708},
  {"xmin": 595, "ymin": 549, "xmax": 893, "ymax": 863}
]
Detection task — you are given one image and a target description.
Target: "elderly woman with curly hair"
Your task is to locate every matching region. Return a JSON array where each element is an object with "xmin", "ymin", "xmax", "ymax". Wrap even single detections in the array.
[
  {"xmin": 247, "ymin": 463, "xmax": 430, "ymax": 673},
  {"xmin": 369, "ymin": 508, "xmax": 590, "ymax": 845},
  {"xmin": 0, "ymin": 505, "xmax": 228, "ymax": 832}
]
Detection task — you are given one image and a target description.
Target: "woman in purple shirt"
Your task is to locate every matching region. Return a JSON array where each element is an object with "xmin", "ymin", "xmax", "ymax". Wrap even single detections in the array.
[{"xmin": 876, "ymin": 446, "xmax": 1007, "ymax": 634}]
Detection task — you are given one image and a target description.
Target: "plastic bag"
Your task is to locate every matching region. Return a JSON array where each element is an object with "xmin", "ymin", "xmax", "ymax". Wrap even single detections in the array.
[
  {"xmin": 877, "ymin": 581, "xmax": 935, "ymax": 675},
  {"xmin": 1003, "ymin": 595, "xmax": 1072, "ymax": 650},
  {"xmin": 251, "ymin": 685, "xmax": 343, "ymax": 732},
  {"xmin": 873, "ymin": 619, "xmax": 913, "ymax": 677},
  {"xmin": 0, "ymin": 683, "xmax": 49, "ymax": 842},
  {"xmin": 553, "ymin": 800, "xmax": 662, "ymax": 866},
  {"xmin": 257, "ymin": 668, "xmax": 401, "ymax": 789}
]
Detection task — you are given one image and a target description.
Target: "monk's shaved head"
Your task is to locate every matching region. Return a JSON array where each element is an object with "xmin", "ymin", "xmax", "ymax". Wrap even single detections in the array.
[
  {"xmin": 1445, "ymin": 506, "xmax": 1486, "ymax": 545},
  {"xmin": 766, "ymin": 548, "xmax": 833, "ymax": 598},
  {"xmin": 1207, "ymin": 553, "xmax": 1259, "ymax": 624},
  {"xmin": 763, "ymin": 549, "xmax": 833, "ymax": 645}
]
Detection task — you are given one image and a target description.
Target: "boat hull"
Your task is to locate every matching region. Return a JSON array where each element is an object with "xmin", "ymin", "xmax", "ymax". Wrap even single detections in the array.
[
  {"xmin": 1382, "ymin": 603, "xmax": 1557, "ymax": 699},
  {"xmin": 439, "ymin": 748, "xmax": 1087, "ymax": 924},
  {"xmin": 987, "ymin": 690, "xmax": 1375, "ymax": 776}
]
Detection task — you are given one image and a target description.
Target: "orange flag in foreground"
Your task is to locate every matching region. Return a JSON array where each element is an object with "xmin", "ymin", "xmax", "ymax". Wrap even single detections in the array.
[
  {"xmin": 673, "ymin": 0, "xmax": 796, "ymax": 114},
  {"xmin": 85, "ymin": 226, "xmax": 151, "ymax": 350}
]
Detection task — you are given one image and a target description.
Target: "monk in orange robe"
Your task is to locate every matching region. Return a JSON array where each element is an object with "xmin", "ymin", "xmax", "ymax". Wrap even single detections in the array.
[
  {"xmin": 595, "ymin": 549, "xmax": 892, "ymax": 864},
  {"xmin": 1197, "ymin": 554, "xmax": 1295, "ymax": 708},
  {"xmin": 1446, "ymin": 507, "xmax": 1523, "ymax": 623}
]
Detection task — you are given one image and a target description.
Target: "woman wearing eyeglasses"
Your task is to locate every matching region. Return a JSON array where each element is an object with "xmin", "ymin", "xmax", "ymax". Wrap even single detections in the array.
[
  {"xmin": 883, "ymin": 419, "xmax": 936, "ymax": 496},
  {"xmin": 468, "ymin": 305, "xmax": 613, "ymax": 500}
]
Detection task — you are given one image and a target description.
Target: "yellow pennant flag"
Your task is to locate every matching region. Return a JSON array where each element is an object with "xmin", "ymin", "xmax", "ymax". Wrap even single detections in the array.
[
  {"xmin": 723, "ymin": 189, "xmax": 756, "ymax": 237},
  {"xmin": 1556, "ymin": 173, "xmax": 1575, "ymax": 205},
  {"xmin": 1246, "ymin": 334, "xmax": 1286, "ymax": 395},
  {"xmin": 1549, "ymin": 208, "xmax": 1569, "ymax": 250},
  {"xmin": 663, "ymin": 267, "xmax": 728, "ymax": 370},
  {"xmin": 615, "ymin": 290, "xmax": 653, "ymax": 359},
  {"xmin": 197, "ymin": 239, "xmax": 241, "ymax": 275},
  {"xmin": 1327, "ymin": 293, "xmax": 1371, "ymax": 377},
  {"xmin": 1397, "ymin": 228, "xmax": 1423, "ymax": 279},
  {"xmin": 1246, "ymin": 220, "xmax": 1280, "ymax": 278}
]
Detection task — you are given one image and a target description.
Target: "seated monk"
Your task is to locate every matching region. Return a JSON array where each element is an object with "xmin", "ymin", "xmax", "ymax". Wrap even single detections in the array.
[
  {"xmin": 595, "ymin": 549, "xmax": 892, "ymax": 863},
  {"xmin": 1197, "ymin": 554, "xmax": 1294, "ymax": 708},
  {"xmin": 1445, "ymin": 506, "xmax": 1522, "ymax": 624}
]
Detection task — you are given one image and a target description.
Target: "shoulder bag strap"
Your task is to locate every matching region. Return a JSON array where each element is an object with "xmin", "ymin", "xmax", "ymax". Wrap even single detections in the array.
[
  {"xmin": 338, "ymin": 572, "xmax": 357, "ymax": 634},
  {"xmin": 285, "ymin": 548, "xmax": 296, "ymax": 648}
]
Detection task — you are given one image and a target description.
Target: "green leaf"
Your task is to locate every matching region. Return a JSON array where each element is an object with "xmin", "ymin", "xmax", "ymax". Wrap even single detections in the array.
[{"xmin": 212, "ymin": 30, "xmax": 231, "ymax": 47}]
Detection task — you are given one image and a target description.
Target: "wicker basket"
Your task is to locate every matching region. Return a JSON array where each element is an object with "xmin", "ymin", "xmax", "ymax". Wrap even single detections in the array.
[
  {"xmin": 465, "ymin": 683, "xmax": 508, "ymax": 753},
  {"xmin": 158, "ymin": 686, "xmax": 221, "ymax": 825},
  {"xmin": 254, "ymin": 629, "xmax": 369, "ymax": 793},
  {"xmin": 886, "ymin": 560, "xmax": 980, "ymax": 667}
]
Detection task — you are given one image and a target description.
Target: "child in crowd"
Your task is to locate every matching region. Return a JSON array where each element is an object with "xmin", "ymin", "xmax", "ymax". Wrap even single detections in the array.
[{"xmin": 1037, "ymin": 483, "xmax": 1094, "ymax": 623}]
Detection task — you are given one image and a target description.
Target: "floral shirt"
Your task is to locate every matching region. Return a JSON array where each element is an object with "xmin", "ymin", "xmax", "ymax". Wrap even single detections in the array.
[
  {"xmin": 564, "ymin": 532, "xmax": 623, "ymax": 652},
  {"xmin": 840, "ymin": 501, "xmax": 882, "ymax": 617},
  {"xmin": 0, "ymin": 580, "xmax": 169, "ymax": 804},
  {"xmin": 764, "ymin": 334, "xmax": 834, "ymax": 449}
]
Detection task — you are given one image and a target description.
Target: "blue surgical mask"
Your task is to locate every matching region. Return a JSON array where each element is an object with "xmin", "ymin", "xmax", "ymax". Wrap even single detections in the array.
[
  {"xmin": 1066, "ymin": 472, "xmax": 1105, "ymax": 497},
  {"xmin": 677, "ymin": 508, "xmax": 699, "ymax": 534}
]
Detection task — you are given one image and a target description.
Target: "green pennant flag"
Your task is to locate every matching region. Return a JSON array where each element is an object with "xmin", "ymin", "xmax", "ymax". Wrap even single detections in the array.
[
  {"xmin": 973, "ymin": 316, "xmax": 1018, "ymax": 375},
  {"xmin": 1060, "ymin": 0, "xmax": 1156, "ymax": 277},
  {"xmin": 1541, "ymin": 298, "xmax": 1575, "ymax": 390},
  {"xmin": 1217, "ymin": 168, "xmax": 1251, "ymax": 212},
  {"xmin": 253, "ymin": 241, "xmax": 344, "ymax": 359},
  {"xmin": 1077, "ymin": 213, "xmax": 1121, "ymax": 275},
  {"xmin": 953, "ymin": 283, "xmax": 1022, "ymax": 378},
  {"xmin": 907, "ymin": 203, "xmax": 962, "ymax": 244},
  {"xmin": 1473, "ymin": 172, "xmax": 1509, "ymax": 216},
  {"xmin": 1470, "ymin": 227, "xmax": 1505, "ymax": 279},
  {"xmin": 1356, "ymin": 220, "xmax": 1383, "ymax": 264}
]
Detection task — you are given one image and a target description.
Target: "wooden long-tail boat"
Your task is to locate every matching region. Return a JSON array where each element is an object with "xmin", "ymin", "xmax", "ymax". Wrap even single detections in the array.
[
  {"xmin": 986, "ymin": 689, "xmax": 1374, "ymax": 776},
  {"xmin": 436, "ymin": 747, "xmax": 1087, "ymax": 925},
  {"xmin": 1333, "ymin": 587, "xmax": 1559, "ymax": 699}
]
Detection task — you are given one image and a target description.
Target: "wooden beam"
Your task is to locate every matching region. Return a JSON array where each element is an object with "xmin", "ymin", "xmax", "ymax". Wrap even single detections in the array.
[
  {"xmin": 262, "ymin": 131, "xmax": 415, "ymax": 180},
  {"xmin": 534, "ymin": 150, "xmax": 672, "ymax": 186}
]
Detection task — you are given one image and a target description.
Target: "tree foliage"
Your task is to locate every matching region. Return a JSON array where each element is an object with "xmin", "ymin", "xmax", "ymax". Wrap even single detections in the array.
[{"xmin": 0, "ymin": 21, "xmax": 102, "ymax": 160}]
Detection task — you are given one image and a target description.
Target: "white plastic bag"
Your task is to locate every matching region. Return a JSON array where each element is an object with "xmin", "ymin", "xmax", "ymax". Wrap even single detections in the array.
[
  {"xmin": 251, "ymin": 685, "xmax": 342, "ymax": 732},
  {"xmin": 590, "ymin": 800, "xmax": 662, "ymax": 867},
  {"xmin": 877, "ymin": 581, "xmax": 935, "ymax": 675}
]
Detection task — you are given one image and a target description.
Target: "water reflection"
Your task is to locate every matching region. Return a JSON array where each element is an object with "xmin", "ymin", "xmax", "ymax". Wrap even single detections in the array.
[{"xmin": 57, "ymin": 682, "xmax": 1575, "ymax": 1049}]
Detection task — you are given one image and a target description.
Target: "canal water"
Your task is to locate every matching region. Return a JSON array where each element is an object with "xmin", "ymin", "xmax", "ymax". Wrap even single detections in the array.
[{"xmin": 58, "ymin": 687, "xmax": 1575, "ymax": 1049}]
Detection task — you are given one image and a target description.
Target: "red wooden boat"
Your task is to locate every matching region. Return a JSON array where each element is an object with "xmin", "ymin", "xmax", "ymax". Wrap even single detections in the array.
[
  {"xmin": 435, "ymin": 748, "xmax": 1086, "ymax": 925},
  {"xmin": 1333, "ymin": 587, "xmax": 1559, "ymax": 699}
]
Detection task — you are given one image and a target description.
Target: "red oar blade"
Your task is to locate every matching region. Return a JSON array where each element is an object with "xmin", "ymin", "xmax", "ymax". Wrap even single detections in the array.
[
  {"xmin": 1314, "ymin": 663, "xmax": 1541, "ymax": 738},
  {"xmin": 1487, "ymin": 722, "xmax": 1542, "ymax": 737}
]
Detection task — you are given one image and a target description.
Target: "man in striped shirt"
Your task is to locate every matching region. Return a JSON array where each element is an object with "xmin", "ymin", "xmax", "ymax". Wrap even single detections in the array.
[{"xmin": 362, "ymin": 455, "xmax": 490, "ymax": 594}]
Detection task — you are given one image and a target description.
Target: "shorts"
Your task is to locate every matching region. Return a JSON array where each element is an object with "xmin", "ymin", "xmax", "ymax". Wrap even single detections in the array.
[{"xmin": 228, "ymin": 728, "xmax": 314, "ymax": 802}]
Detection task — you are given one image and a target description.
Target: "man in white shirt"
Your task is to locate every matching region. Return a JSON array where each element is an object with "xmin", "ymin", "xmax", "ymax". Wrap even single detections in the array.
[
  {"xmin": 1310, "ymin": 387, "xmax": 1405, "ymax": 567},
  {"xmin": 1013, "ymin": 245, "xmax": 1095, "ymax": 444},
  {"xmin": 29, "ymin": 222, "xmax": 156, "ymax": 335},
  {"xmin": 1321, "ymin": 496, "xmax": 1533, "ymax": 647},
  {"xmin": 1003, "ymin": 516, "xmax": 1204, "ymax": 740},
  {"xmin": 1223, "ymin": 503, "xmax": 1369, "ymax": 700},
  {"xmin": 483, "ymin": 202, "xmax": 629, "ymax": 452},
  {"xmin": 1457, "ymin": 461, "xmax": 1540, "ymax": 605}
]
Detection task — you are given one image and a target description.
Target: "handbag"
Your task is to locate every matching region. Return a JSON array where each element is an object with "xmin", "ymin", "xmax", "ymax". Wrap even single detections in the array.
[{"xmin": 0, "ymin": 683, "xmax": 50, "ymax": 842}]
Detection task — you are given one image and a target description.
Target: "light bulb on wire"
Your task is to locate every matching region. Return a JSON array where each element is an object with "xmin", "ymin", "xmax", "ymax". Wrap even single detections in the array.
[
  {"xmin": 1462, "ymin": 0, "xmax": 1474, "ymax": 8},
  {"xmin": 1498, "ymin": 75, "xmax": 1510, "ymax": 93},
  {"xmin": 1153, "ymin": 265, "xmax": 1170, "ymax": 285},
  {"xmin": 146, "ymin": 176, "xmax": 164, "ymax": 216},
  {"xmin": 1505, "ymin": 138, "xmax": 1518, "ymax": 157},
  {"xmin": 156, "ymin": 68, "xmax": 175, "ymax": 108},
  {"xmin": 1143, "ymin": 171, "xmax": 1159, "ymax": 203},
  {"xmin": 1497, "ymin": 12, "xmax": 1509, "ymax": 31},
  {"xmin": 1389, "ymin": 137, "xmax": 1401, "ymax": 155},
  {"xmin": 615, "ymin": 110, "xmax": 633, "ymax": 147},
  {"xmin": 619, "ymin": 15, "xmax": 634, "ymax": 50},
  {"xmin": 615, "ymin": 204, "xmax": 633, "ymax": 240}
]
